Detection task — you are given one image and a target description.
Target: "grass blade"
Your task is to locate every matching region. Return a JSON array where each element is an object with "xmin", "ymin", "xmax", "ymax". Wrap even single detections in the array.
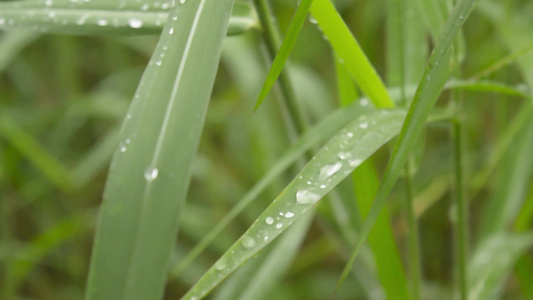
[
  {"xmin": 85, "ymin": 1, "xmax": 234, "ymax": 299},
  {"xmin": 181, "ymin": 109, "xmax": 408, "ymax": 300},
  {"xmin": 310, "ymin": 0, "xmax": 394, "ymax": 108},
  {"xmin": 253, "ymin": 0, "xmax": 313, "ymax": 111},
  {"xmin": 0, "ymin": 1, "xmax": 254, "ymax": 36},
  {"xmin": 336, "ymin": 0, "xmax": 480, "ymax": 289}
]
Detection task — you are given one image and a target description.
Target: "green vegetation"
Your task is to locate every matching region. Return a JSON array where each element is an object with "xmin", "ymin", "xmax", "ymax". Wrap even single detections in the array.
[{"xmin": 1, "ymin": 0, "xmax": 533, "ymax": 299}]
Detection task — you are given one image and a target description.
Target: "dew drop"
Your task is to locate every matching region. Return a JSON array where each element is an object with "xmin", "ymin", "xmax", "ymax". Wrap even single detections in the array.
[
  {"xmin": 128, "ymin": 18, "xmax": 143, "ymax": 28},
  {"xmin": 144, "ymin": 166, "xmax": 158, "ymax": 181},
  {"xmin": 97, "ymin": 19, "xmax": 108, "ymax": 26},
  {"xmin": 265, "ymin": 217, "xmax": 274, "ymax": 225},
  {"xmin": 349, "ymin": 159, "xmax": 362, "ymax": 167},
  {"xmin": 242, "ymin": 237, "xmax": 256, "ymax": 249},
  {"xmin": 347, "ymin": 132, "xmax": 354, "ymax": 138},
  {"xmin": 320, "ymin": 184, "xmax": 326, "ymax": 189},
  {"xmin": 360, "ymin": 98, "xmax": 369, "ymax": 106},
  {"xmin": 276, "ymin": 223, "xmax": 283, "ymax": 229},
  {"xmin": 215, "ymin": 260, "xmax": 225, "ymax": 270},
  {"xmin": 296, "ymin": 189, "xmax": 321, "ymax": 205},
  {"xmin": 120, "ymin": 146, "xmax": 127, "ymax": 153},
  {"xmin": 180, "ymin": 0, "xmax": 186, "ymax": 4},
  {"xmin": 338, "ymin": 152, "xmax": 352, "ymax": 160},
  {"xmin": 319, "ymin": 162, "xmax": 342, "ymax": 180},
  {"xmin": 285, "ymin": 212, "xmax": 295, "ymax": 218},
  {"xmin": 169, "ymin": 27, "xmax": 174, "ymax": 34},
  {"xmin": 359, "ymin": 122, "xmax": 368, "ymax": 129}
]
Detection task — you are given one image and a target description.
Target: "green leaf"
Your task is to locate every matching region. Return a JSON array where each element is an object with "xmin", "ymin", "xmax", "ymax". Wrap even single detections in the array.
[
  {"xmin": 85, "ymin": 1, "xmax": 234, "ymax": 299},
  {"xmin": 253, "ymin": 0, "xmax": 313, "ymax": 111},
  {"xmin": 336, "ymin": 0, "xmax": 480, "ymax": 289},
  {"xmin": 310, "ymin": 0, "xmax": 394, "ymax": 108},
  {"xmin": 181, "ymin": 109, "xmax": 408, "ymax": 300},
  {"xmin": 0, "ymin": 1, "xmax": 254, "ymax": 36}
]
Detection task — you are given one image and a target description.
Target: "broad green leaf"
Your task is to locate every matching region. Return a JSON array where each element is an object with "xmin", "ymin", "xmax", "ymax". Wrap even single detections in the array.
[
  {"xmin": 468, "ymin": 233, "xmax": 533, "ymax": 300},
  {"xmin": 253, "ymin": 0, "xmax": 313, "ymax": 111},
  {"xmin": 310, "ymin": 0, "xmax": 394, "ymax": 108},
  {"xmin": 86, "ymin": 1, "xmax": 234, "ymax": 299},
  {"xmin": 337, "ymin": 0, "xmax": 480, "ymax": 289},
  {"xmin": 0, "ymin": 1, "xmax": 254, "ymax": 36},
  {"xmin": 181, "ymin": 109, "xmax": 409, "ymax": 300}
]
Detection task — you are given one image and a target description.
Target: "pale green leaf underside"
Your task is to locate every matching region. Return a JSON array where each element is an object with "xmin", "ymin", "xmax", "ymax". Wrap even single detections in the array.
[
  {"xmin": 0, "ymin": 1, "xmax": 254, "ymax": 36},
  {"xmin": 86, "ymin": 0, "xmax": 234, "ymax": 300},
  {"xmin": 181, "ymin": 109, "xmax": 407, "ymax": 300}
]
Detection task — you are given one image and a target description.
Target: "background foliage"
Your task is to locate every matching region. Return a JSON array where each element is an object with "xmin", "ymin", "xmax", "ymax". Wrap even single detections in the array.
[{"xmin": 1, "ymin": 0, "xmax": 533, "ymax": 299}]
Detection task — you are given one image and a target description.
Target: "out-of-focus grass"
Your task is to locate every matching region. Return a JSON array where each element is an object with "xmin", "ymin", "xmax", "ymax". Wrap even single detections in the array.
[{"xmin": 0, "ymin": 0, "xmax": 532, "ymax": 299}]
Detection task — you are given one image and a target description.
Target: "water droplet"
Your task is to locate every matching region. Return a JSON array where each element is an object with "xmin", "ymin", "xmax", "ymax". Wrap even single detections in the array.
[
  {"xmin": 97, "ymin": 19, "xmax": 108, "ymax": 26},
  {"xmin": 285, "ymin": 212, "xmax": 295, "ymax": 218},
  {"xmin": 349, "ymin": 159, "xmax": 362, "ymax": 167},
  {"xmin": 359, "ymin": 122, "xmax": 368, "ymax": 129},
  {"xmin": 180, "ymin": 0, "xmax": 186, "ymax": 4},
  {"xmin": 320, "ymin": 184, "xmax": 326, "ymax": 189},
  {"xmin": 128, "ymin": 18, "xmax": 143, "ymax": 28},
  {"xmin": 144, "ymin": 166, "xmax": 158, "ymax": 181},
  {"xmin": 120, "ymin": 146, "xmax": 127, "ymax": 153},
  {"xmin": 360, "ymin": 98, "xmax": 369, "ymax": 106},
  {"xmin": 45, "ymin": 0, "xmax": 53, "ymax": 6},
  {"xmin": 276, "ymin": 223, "xmax": 283, "ymax": 229},
  {"xmin": 172, "ymin": 15, "xmax": 178, "ymax": 21},
  {"xmin": 125, "ymin": 139, "xmax": 131, "ymax": 144},
  {"xmin": 265, "ymin": 217, "xmax": 274, "ymax": 225},
  {"xmin": 338, "ymin": 152, "xmax": 352, "ymax": 160},
  {"xmin": 242, "ymin": 237, "xmax": 256, "ymax": 249},
  {"xmin": 169, "ymin": 27, "xmax": 174, "ymax": 34},
  {"xmin": 347, "ymin": 132, "xmax": 354, "ymax": 138},
  {"xmin": 141, "ymin": 4, "xmax": 149, "ymax": 10},
  {"xmin": 296, "ymin": 189, "xmax": 321, "ymax": 205},
  {"xmin": 215, "ymin": 260, "xmax": 225, "ymax": 270},
  {"xmin": 319, "ymin": 162, "xmax": 342, "ymax": 180}
]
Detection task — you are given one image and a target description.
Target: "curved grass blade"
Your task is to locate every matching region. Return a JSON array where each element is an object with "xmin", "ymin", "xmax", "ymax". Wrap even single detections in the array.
[
  {"xmin": 0, "ymin": 31, "xmax": 38, "ymax": 72},
  {"xmin": 310, "ymin": 0, "xmax": 394, "ymax": 108},
  {"xmin": 169, "ymin": 103, "xmax": 374, "ymax": 278},
  {"xmin": 85, "ymin": 1, "xmax": 234, "ymax": 299},
  {"xmin": 253, "ymin": 0, "xmax": 313, "ymax": 111},
  {"xmin": 181, "ymin": 109, "xmax": 408, "ymax": 300},
  {"xmin": 0, "ymin": 1, "xmax": 254, "ymax": 36},
  {"xmin": 336, "ymin": 0, "xmax": 480, "ymax": 290}
]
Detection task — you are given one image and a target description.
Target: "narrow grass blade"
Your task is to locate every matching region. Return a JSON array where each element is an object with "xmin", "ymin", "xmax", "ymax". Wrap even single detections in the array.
[
  {"xmin": 335, "ymin": 54, "xmax": 359, "ymax": 106},
  {"xmin": 468, "ymin": 233, "xmax": 533, "ymax": 300},
  {"xmin": 214, "ymin": 213, "xmax": 315, "ymax": 300},
  {"xmin": 0, "ymin": 1, "xmax": 254, "ymax": 36},
  {"xmin": 86, "ymin": 1, "xmax": 234, "ymax": 299},
  {"xmin": 181, "ymin": 109, "xmax": 408, "ymax": 300},
  {"xmin": 353, "ymin": 161, "xmax": 410, "ymax": 300},
  {"xmin": 336, "ymin": 0, "xmax": 480, "ymax": 289},
  {"xmin": 310, "ymin": 0, "xmax": 394, "ymax": 108},
  {"xmin": 253, "ymin": 0, "xmax": 313, "ymax": 111}
]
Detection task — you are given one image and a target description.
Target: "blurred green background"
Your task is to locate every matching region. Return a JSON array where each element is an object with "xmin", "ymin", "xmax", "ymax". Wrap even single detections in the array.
[{"xmin": 1, "ymin": 0, "xmax": 533, "ymax": 299}]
